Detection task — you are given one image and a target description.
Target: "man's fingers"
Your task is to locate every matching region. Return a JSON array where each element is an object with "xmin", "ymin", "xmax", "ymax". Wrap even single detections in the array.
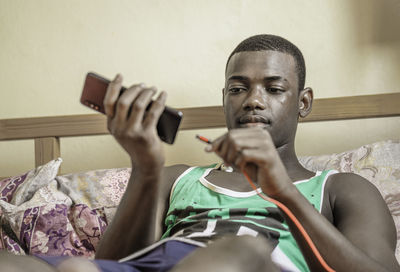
[
  {"xmin": 115, "ymin": 84, "xmax": 148, "ymax": 124},
  {"xmin": 104, "ymin": 74, "xmax": 123, "ymax": 118},
  {"xmin": 143, "ymin": 91, "xmax": 167, "ymax": 129},
  {"xmin": 225, "ymin": 145, "xmax": 240, "ymax": 166},
  {"xmin": 206, "ymin": 135, "xmax": 225, "ymax": 153},
  {"xmin": 234, "ymin": 149, "xmax": 264, "ymax": 182},
  {"xmin": 209, "ymin": 131, "xmax": 256, "ymax": 166},
  {"xmin": 127, "ymin": 87, "xmax": 157, "ymax": 127},
  {"xmin": 218, "ymin": 139, "xmax": 230, "ymax": 164}
]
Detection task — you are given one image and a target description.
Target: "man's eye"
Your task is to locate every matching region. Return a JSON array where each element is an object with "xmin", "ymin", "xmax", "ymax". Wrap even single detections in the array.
[
  {"xmin": 229, "ymin": 87, "xmax": 245, "ymax": 93},
  {"xmin": 268, "ymin": 88, "xmax": 283, "ymax": 93}
]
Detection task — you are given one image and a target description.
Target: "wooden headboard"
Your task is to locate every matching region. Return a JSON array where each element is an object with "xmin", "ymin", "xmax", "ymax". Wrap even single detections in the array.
[{"xmin": 1, "ymin": 93, "xmax": 399, "ymax": 172}]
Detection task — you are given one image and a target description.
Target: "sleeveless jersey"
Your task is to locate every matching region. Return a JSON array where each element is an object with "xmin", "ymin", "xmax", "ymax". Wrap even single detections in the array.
[{"xmin": 161, "ymin": 165, "xmax": 337, "ymax": 272}]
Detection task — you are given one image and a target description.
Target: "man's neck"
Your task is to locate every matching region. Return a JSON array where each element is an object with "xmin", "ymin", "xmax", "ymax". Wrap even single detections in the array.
[{"xmin": 276, "ymin": 141, "xmax": 315, "ymax": 182}]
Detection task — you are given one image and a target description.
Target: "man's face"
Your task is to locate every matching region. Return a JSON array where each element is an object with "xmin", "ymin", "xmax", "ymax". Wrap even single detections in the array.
[{"xmin": 223, "ymin": 50, "xmax": 301, "ymax": 147}]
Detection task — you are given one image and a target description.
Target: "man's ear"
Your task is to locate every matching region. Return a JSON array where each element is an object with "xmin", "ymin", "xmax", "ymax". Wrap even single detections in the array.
[{"xmin": 298, "ymin": 87, "xmax": 313, "ymax": 118}]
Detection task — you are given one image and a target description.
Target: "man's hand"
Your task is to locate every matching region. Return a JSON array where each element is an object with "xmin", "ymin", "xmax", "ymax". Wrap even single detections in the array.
[
  {"xmin": 103, "ymin": 74, "xmax": 167, "ymax": 174},
  {"xmin": 96, "ymin": 74, "xmax": 171, "ymax": 259},
  {"xmin": 205, "ymin": 127, "xmax": 294, "ymax": 198}
]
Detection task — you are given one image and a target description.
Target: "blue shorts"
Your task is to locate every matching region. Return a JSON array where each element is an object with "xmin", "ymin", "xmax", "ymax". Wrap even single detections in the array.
[
  {"xmin": 38, "ymin": 240, "xmax": 198, "ymax": 272},
  {"xmin": 38, "ymin": 240, "xmax": 294, "ymax": 272}
]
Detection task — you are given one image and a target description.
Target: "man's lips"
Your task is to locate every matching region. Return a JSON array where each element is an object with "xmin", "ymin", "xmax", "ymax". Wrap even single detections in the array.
[{"xmin": 238, "ymin": 115, "xmax": 270, "ymax": 126}]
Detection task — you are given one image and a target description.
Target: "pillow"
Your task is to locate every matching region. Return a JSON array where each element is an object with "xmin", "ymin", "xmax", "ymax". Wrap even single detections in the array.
[
  {"xmin": 0, "ymin": 158, "xmax": 62, "ymax": 255},
  {"xmin": 0, "ymin": 159, "xmax": 131, "ymax": 258},
  {"xmin": 299, "ymin": 139, "xmax": 400, "ymax": 262},
  {"xmin": 56, "ymin": 167, "xmax": 131, "ymax": 232}
]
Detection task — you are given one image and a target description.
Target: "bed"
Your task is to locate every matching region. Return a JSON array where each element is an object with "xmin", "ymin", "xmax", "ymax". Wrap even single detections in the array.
[{"xmin": 1, "ymin": 92, "xmax": 400, "ymax": 262}]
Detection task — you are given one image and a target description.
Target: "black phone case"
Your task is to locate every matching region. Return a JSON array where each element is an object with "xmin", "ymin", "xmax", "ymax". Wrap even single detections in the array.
[{"xmin": 80, "ymin": 72, "xmax": 183, "ymax": 144}]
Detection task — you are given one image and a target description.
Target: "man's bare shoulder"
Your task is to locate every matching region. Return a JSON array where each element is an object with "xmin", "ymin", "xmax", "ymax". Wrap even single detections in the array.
[
  {"xmin": 325, "ymin": 171, "xmax": 388, "ymax": 212},
  {"xmin": 326, "ymin": 172, "xmax": 382, "ymax": 201}
]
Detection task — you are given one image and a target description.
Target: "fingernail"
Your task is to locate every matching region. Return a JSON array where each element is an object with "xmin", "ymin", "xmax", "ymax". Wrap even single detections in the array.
[{"xmin": 204, "ymin": 145, "xmax": 212, "ymax": 152}]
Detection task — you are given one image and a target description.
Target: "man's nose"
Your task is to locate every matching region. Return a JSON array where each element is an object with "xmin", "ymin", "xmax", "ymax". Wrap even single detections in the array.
[{"xmin": 242, "ymin": 86, "xmax": 266, "ymax": 111}]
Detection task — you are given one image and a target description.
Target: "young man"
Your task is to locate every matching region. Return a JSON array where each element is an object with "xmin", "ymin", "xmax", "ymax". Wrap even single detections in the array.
[
  {"xmin": 2, "ymin": 35, "xmax": 398, "ymax": 272},
  {"xmin": 94, "ymin": 34, "xmax": 398, "ymax": 271}
]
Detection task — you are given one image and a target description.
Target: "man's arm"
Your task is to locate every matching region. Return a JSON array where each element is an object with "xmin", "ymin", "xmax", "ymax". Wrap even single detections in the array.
[
  {"xmin": 208, "ymin": 127, "xmax": 399, "ymax": 272},
  {"xmin": 95, "ymin": 164, "xmax": 187, "ymax": 260},
  {"xmin": 95, "ymin": 74, "xmax": 176, "ymax": 260},
  {"xmin": 277, "ymin": 173, "xmax": 399, "ymax": 272},
  {"xmin": 332, "ymin": 173, "xmax": 398, "ymax": 269},
  {"xmin": 95, "ymin": 168, "xmax": 162, "ymax": 260}
]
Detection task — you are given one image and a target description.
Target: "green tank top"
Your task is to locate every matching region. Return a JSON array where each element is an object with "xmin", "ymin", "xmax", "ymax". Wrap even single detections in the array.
[{"xmin": 162, "ymin": 165, "xmax": 336, "ymax": 272}]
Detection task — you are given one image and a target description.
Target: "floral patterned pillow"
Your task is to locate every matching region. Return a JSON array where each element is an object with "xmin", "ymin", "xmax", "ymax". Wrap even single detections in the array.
[
  {"xmin": 0, "ymin": 159, "xmax": 62, "ymax": 255},
  {"xmin": 299, "ymin": 139, "xmax": 400, "ymax": 262},
  {"xmin": 0, "ymin": 159, "xmax": 131, "ymax": 258}
]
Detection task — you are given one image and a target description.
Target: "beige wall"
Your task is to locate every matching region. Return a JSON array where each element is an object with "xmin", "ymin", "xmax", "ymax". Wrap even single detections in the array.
[{"xmin": 1, "ymin": 0, "xmax": 399, "ymax": 176}]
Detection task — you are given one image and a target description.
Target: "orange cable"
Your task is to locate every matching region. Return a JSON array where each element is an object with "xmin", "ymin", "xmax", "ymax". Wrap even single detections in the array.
[
  {"xmin": 196, "ymin": 135, "xmax": 335, "ymax": 272},
  {"xmin": 242, "ymin": 171, "xmax": 335, "ymax": 272}
]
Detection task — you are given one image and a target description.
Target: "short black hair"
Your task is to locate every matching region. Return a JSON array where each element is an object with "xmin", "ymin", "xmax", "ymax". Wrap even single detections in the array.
[{"xmin": 226, "ymin": 34, "xmax": 306, "ymax": 91}]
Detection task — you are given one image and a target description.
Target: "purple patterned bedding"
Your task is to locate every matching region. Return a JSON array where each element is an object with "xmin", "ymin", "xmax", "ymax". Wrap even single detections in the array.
[
  {"xmin": 0, "ymin": 159, "xmax": 130, "ymax": 259},
  {"xmin": 1, "ymin": 140, "xmax": 399, "ymax": 262}
]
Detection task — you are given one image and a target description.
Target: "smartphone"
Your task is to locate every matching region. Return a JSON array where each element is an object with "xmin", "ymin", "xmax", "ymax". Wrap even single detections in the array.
[{"xmin": 80, "ymin": 72, "xmax": 183, "ymax": 144}]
